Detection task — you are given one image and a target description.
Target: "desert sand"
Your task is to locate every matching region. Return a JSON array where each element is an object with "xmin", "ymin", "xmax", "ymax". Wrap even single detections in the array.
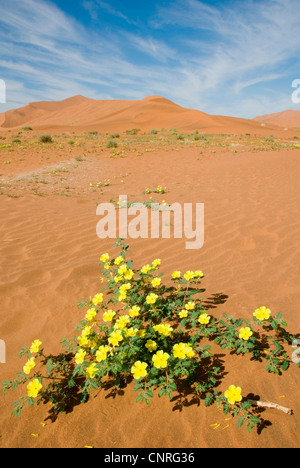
[
  {"xmin": 254, "ymin": 109, "xmax": 300, "ymax": 129},
  {"xmin": 0, "ymin": 96, "xmax": 299, "ymax": 448}
]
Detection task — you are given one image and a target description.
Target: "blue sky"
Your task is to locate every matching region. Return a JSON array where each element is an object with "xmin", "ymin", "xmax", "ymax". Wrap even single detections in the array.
[{"xmin": 0, "ymin": 0, "xmax": 300, "ymax": 118}]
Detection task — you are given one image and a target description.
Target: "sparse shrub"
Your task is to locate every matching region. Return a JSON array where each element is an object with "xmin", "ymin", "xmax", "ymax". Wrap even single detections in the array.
[
  {"xmin": 110, "ymin": 133, "xmax": 120, "ymax": 139},
  {"xmin": 149, "ymin": 129, "xmax": 159, "ymax": 135},
  {"xmin": 39, "ymin": 135, "xmax": 53, "ymax": 144},
  {"xmin": 107, "ymin": 140, "xmax": 118, "ymax": 148},
  {"xmin": 264, "ymin": 135, "xmax": 275, "ymax": 142},
  {"xmin": 21, "ymin": 127, "xmax": 33, "ymax": 131},
  {"xmin": 12, "ymin": 139, "xmax": 22, "ymax": 144},
  {"xmin": 126, "ymin": 129, "xmax": 140, "ymax": 135}
]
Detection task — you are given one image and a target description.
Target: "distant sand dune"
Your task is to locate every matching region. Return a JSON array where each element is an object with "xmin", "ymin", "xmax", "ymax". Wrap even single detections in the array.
[
  {"xmin": 0, "ymin": 95, "xmax": 287, "ymax": 134},
  {"xmin": 254, "ymin": 109, "xmax": 300, "ymax": 128}
]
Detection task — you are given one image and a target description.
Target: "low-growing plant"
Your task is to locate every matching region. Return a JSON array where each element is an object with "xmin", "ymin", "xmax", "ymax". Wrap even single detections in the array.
[
  {"xmin": 39, "ymin": 135, "xmax": 53, "ymax": 144},
  {"xmin": 143, "ymin": 185, "xmax": 168, "ymax": 195},
  {"xmin": 21, "ymin": 127, "xmax": 33, "ymax": 131},
  {"xmin": 107, "ymin": 140, "xmax": 118, "ymax": 149},
  {"xmin": 2, "ymin": 240, "xmax": 297, "ymax": 432},
  {"xmin": 125, "ymin": 129, "xmax": 140, "ymax": 135}
]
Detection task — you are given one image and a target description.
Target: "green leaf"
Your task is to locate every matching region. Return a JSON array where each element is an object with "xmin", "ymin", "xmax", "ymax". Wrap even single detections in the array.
[
  {"xmin": 247, "ymin": 423, "xmax": 253, "ymax": 433},
  {"xmin": 237, "ymin": 416, "xmax": 244, "ymax": 428}
]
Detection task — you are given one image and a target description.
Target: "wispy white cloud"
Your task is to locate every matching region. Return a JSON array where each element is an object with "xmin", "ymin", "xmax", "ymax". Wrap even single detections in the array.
[
  {"xmin": 0, "ymin": 0, "xmax": 299, "ymax": 118},
  {"xmin": 83, "ymin": 0, "xmax": 138, "ymax": 25}
]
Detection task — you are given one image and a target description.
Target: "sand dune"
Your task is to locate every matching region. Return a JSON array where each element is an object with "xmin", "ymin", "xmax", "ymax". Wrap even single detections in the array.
[
  {"xmin": 0, "ymin": 97, "xmax": 299, "ymax": 448},
  {"xmin": 254, "ymin": 109, "xmax": 300, "ymax": 128},
  {"xmin": 0, "ymin": 95, "xmax": 288, "ymax": 134}
]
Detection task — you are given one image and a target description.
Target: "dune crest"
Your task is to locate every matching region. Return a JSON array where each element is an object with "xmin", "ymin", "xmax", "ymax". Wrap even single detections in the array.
[{"xmin": 0, "ymin": 95, "xmax": 287, "ymax": 134}]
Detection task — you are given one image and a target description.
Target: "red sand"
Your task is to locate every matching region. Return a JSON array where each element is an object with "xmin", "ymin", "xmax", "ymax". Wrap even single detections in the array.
[
  {"xmin": 1, "ymin": 94, "xmax": 294, "ymax": 135},
  {"xmin": 0, "ymin": 96, "xmax": 299, "ymax": 448},
  {"xmin": 254, "ymin": 109, "xmax": 300, "ymax": 129}
]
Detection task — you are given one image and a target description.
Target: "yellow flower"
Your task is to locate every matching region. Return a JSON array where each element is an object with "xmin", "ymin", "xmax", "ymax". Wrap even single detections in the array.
[
  {"xmin": 146, "ymin": 293, "xmax": 158, "ymax": 305},
  {"xmin": 141, "ymin": 264, "xmax": 151, "ymax": 274},
  {"xmin": 95, "ymin": 345, "xmax": 110, "ymax": 362},
  {"xmin": 129, "ymin": 305, "xmax": 141, "ymax": 318},
  {"xmin": 145, "ymin": 340, "xmax": 158, "ymax": 352},
  {"xmin": 77, "ymin": 335, "xmax": 89, "ymax": 347},
  {"xmin": 199, "ymin": 313, "xmax": 211, "ymax": 325},
  {"xmin": 124, "ymin": 269, "xmax": 134, "ymax": 280},
  {"xmin": 92, "ymin": 293, "xmax": 103, "ymax": 306},
  {"xmin": 30, "ymin": 340, "xmax": 42, "ymax": 354},
  {"xmin": 152, "ymin": 350, "xmax": 170, "ymax": 369},
  {"xmin": 114, "ymin": 275, "xmax": 123, "ymax": 283},
  {"xmin": 23, "ymin": 357, "xmax": 36, "ymax": 375},
  {"xmin": 172, "ymin": 271, "xmax": 181, "ymax": 279},
  {"xmin": 138, "ymin": 329, "xmax": 146, "ymax": 338},
  {"xmin": 153, "ymin": 323, "xmax": 173, "ymax": 337},
  {"xmin": 173, "ymin": 343, "xmax": 187, "ymax": 359},
  {"xmin": 85, "ymin": 308, "xmax": 97, "ymax": 322},
  {"xmin": 108, "ymin": 330, "xmax": 123, "ymax": 347},
  {"xmin": 194, "ymin": 270, "xmax": 204, "ymax": 278},
  {"xmin": 114, "ymin": 256, "xmax": 124, "ymax": 265},
  {"xmin": 179, "ymin": 310, "xmax": 188, "ymax": 318},
  {"xmin": 75, "ymin": 349, "xmax": 86, "ymax": 365},
  {"xmin": 131, "ymin": 361, "xmax": 148, "ymax": 380},
  {"xmin": 124, "ymin": 327, "xmax": 139, "ymax": 338},
  {"xmin": 27, "ymin": 379, "xmax": 43, "ymax": 398},
  {"xmin": 185, "ymin": 301, "xmax": 195, "ymax": 310},
  {"xmin": 86, "ymin": 363, "xmax": 97, "ymax": 379},
  {"xmin": 183, "ymin": 344, "xmax": 195, "ymax": 358},
  {"xmin": 81, "ymin": 326, "xmax": 92, "ymax": 337},
  {"xmin": 118, "ymin": 291, "xmax": 127, "ymax": 302},
  {"xmin": 152, "ymin": 259, "xmax": 161, "ymax": 268},
  {"xmin": 239, "ymin": 327, "xmax": 253, "ymax": 341},
  {"xmin": 119, "ymin": 282, "xmax": 131, "ymax": 292},
  {"xmin": 151, "ymin": 277, "xmax": 161, "ymax": 287},
  {"xmin": 100, "ymin": 253, "xmax": 109, "ymax": 263},
  {"xmin": 114, "ymin": 315, "xmax": 130, "ymax": 330},
  {"xmin": 103, "ymin": 310, "xmax": 116, "ymax": 322},
  {"xmin": 104, "ymin": 263, "xmax": 110, "ymax": 270},
  {"xmin": 184, "ymin": 271, "xmax": 194, "ymax": 281},
  {"xmin": 224, "ymin": 385, "xmax": 243, "ymax": 405},
  {"xmin": 173, "ymin": 343, "xmax": 195, "ymax": 359},
  {"xmin": 118, "ymin": 264, "xmax": 128, "ymax": 275},
  {"xmin": 253, "ymin": 306, "xmax": 271, "ymax": 321}
]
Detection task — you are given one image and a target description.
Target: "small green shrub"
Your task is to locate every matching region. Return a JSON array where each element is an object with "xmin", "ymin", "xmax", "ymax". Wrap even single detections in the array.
[
  {"xmin": 126, "ymin": 129, "xmax": 140, "ymax": 135},
  {"xmin": 107, "ymin": 140, "xmax": 118, "ymax": 148},
  {"xmin": 39, "ymin": 135, "xmax": 53, "ymax": 144}
]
